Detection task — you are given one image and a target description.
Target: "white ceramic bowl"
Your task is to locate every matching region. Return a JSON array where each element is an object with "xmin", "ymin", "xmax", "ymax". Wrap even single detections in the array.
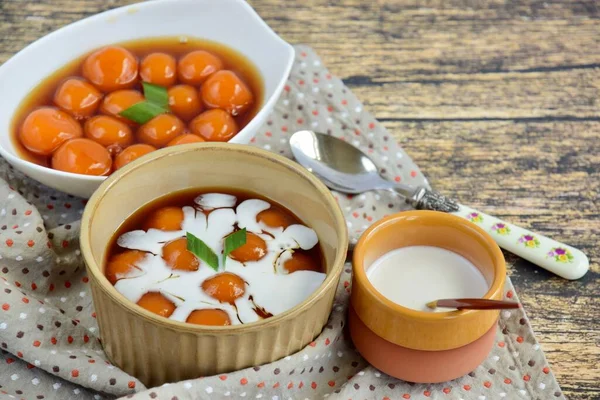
[{"xmin": 0, "ymin": 0, "xmax": 294, "ymax": 198}]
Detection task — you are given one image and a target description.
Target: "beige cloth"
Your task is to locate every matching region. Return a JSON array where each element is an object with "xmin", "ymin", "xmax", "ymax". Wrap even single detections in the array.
[{"xmin": 0, "ymin": 46, "xmax": 564, "ymax": 400}]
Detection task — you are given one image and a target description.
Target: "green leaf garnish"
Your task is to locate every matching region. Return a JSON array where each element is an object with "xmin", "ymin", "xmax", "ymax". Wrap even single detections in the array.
[
  {"xmin": 223, "ymin": 228, "xmax": 247, "ymax": 263},
  {"xmin": 142, "ymin": 82, "xmax": 169, "ymax": 109},
  {"xmin": 186, "ymin": 232, "xmax": 219, "ymax": 271},
  {"xmin": 119, "ymin": 101, "xmax": 167, "ymax": 124},
  {"xmin": 118, "ymin": 82, "xmax": 170, "ymax": 124}
]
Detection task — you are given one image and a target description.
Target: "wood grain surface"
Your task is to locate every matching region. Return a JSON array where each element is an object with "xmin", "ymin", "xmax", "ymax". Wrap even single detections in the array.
[{"xmin": 1, "ymin": 0, "xmax": 598, "ymax": 398}]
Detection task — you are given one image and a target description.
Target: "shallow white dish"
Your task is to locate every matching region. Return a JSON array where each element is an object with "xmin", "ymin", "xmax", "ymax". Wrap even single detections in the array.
[{"xmin": 0, "ymin": 0, "xmax": 294, "ymax": 198}]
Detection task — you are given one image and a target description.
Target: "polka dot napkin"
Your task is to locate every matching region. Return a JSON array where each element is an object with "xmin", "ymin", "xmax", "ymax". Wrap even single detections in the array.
[{"xmin": 0, "ymin": 46, "xmax": 564, "ymax": 400}]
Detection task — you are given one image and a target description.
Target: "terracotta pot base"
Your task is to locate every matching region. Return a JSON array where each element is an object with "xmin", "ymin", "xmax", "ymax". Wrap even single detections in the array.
[{"xmin": 349, "ymin": 305, "xmax": 497, "ymax": 383}]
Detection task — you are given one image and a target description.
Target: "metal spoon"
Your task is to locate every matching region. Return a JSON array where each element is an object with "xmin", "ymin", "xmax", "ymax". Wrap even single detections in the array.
[{"xmin": 289, "ymin": 130, "xmax": 589, "ymax": 280}]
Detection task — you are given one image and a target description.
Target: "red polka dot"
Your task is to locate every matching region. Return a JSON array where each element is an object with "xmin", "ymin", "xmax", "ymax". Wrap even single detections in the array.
[
  {"xmin": 33, "ymin": 340, "xmax": 41, "ymax": 347},
  {"xmin": 67, "ymin": 336, "xmax": 74, "ymax": 344},
  {"xmin": 516, "ymin": 336, "xmax": 524, "ymax": 343},
  {"xmin": 22, "ymin": 297, "xmax": 29, "ymax": 304},
  {"xmin": 91, "ymin": 312, "xmax": 97, "ymax": 318},
  {"xmin": 47, "ymin": 204, "xmax": 54, "ymax": 210},
  {"xmin": 498, "ymin": 341, "xmax": 505, "ymax": 347},
  {"xmin": 46, "ymin": 241, "xmax": 52, "ymax": 249},
  {"xmin": 27, "ymin": 240, "xmax": 35, "ymax": 247},
  {"xmin": 327, "ymin": 106, "xmax": 334, "ymax": 112},
  {"xmin": 82, "ymin": 277, "xmax": 89, "ymax": 283},
  {"xmin": 281, "ymin": 126, "xmax": 288, "ymax": 132},
  {"xmin": 14, "ymin": 281, "xmax": 21, "ymax": 288},
  {"xmin": 11, "ymin": 224, "xmax": 18, "ymax": 229},
  {"xmin": 219, "ymin": 375, "xmax": 227, "ymax": 381},
  {"xmin": 312, "ymin": 110, "xmax": 319, "ymax": 116},
  {"xmin": 313, "ymin": 78, "xmax": 319, "ymax": 84},
  {"xmin": 298, "ymin": 80, "xmax": 305, "ymax": 85},
  {"xmin": 128, "ymin": 381, "xmax": 135, "ymax": 389},
  {"xmin": 6, "ymin": 358, "xmax": 15, "ymax": 364},
  {"xmin": 507, "ymin": 290, "xmax": 513, "ymax": 298},
  {"xmin": 5, "ymin": 239, "xmax": 13, "ymax": 247},
  {"xmin": 403, "ymin": 395, "xmax": 411, "ymax": 399},
  {"xmin": 1, "ymin": 303, "xmax": 9, "ymax": 311},
  {"xmin": 327, "ymin": 380, "xmax": 335, "ymax": 387},
  {"xmin": 368, "ymin": 122, "xmax": 375, "ymax": 129},
  {"xmin": 65, "ymin": 281, "xmax": 71, "ymax": 288},
  {"xmin": 296, "ymin": 118, "xmax": 303, "ymax": 124},
  {"xmin": 257, "ymin": 382, "xmax": 265, "ymax": 388},
  {"xmin": 504, "ymin": 378, "xmax": 512, "ymax": 384},
  {"xmin": 71, "ymin": 369, "xmax": 79, "ymax": 378},
  {"xmin": 27, "ymin": 363, "xmax": 35, "ymax": 369},
  {"xmin": 410, "ymin": 170, "xmax": 417, "ymax": 178},
  {"xmin": 24, "ymin": 210, "xmax": 32, "ymax": 216},
  {"xmin": 354, "ymin": 129, "xmax": 360, "ymax": 136},
  {"xmin": 16, "ymin": 351, "xmax": 23, "ymax": 358},
  {"xmin": 309, "ymin": 341, "xmax": 316, "ymax": 347},
  {"xmin": 31, "ymin": 283, "xmax": 37, "ymax": 291},
  {"xmin": 352, "ymin": 212, "xmax": 359, "ymax": 218},
  {"xmin": 49, "ymin": 283, "xmax": 55, "ymax": 292},
  {"xmin": 62, "ymin": 240, "xmax": 69, "ymax": 248},
  {"xmin": 325, "ymin": 338, "xmax": 331, "ymax": 345},
  {"xmin": 543, "ymin": 367, "xmax": 550, "ymax": 374},
  {"xmin": 394, "ymin": 176, "xmax": 401, "ymax": 182},
  {"xmin": 265, "ymin": 131, "xmax": 272, "ymax": 137},
  {"xmin": 484, "ymin": 381, "xmax": 492, "ymax": 388},
  {"xmin": 343, "ymin": 281, "xmax": 350, "ymax": 288},
  {"xmin": 88, "ymin": 359, "xmax": 95, "ymax": 364},
  {"xmin": 250, "ymin": 137, "xmax": 256, "ymax": 143},
  {"xmin": 301, "ymin": 52, "xmax": 307, "ymax": 57},
  {"xmin": 50, "ymin": 337, "xmax": 57, "ymax": 345},
  {"xmin": 64, "ymin": 203, "xmax": 72, "ymax": 209},
  {"xmin": 463, "ymin": 385, "xmax": 471, "ymax": 390},
  {"xmin": 523, "ymin": 374, "xmax": 531, "ymax": 381},
  {"xmin": 443, "ymin": 387, "xmax": 451, "ymax": 394},
  {"xmin": 287, "ymin": 382, "xmax": 293, "ymax": 389},
  {"xmin": 341, "ymin": 100, "xmax": 348, "ymax": 105},
  {"xmin": 272, "ymin": 382, "xmax": 279, "ymax": 388},
  {"xmin": 83, "ymin": 335, "xmax": 89, "ymax": 343},
  {"xmin": 298, "ymin": 381, "xmax": 304, "ymax": 389},
  {"xmin": 240, "ymin": 378, "xmax": 248, "ymax": 385},
  {"xmin": 423, "ymin": 390, "xmax": 431, "ymax": 397},
  {"xmin": 284, "ymin": 85, "xmax": 290, "ymax": 92},
  {"xmin": 326, "ymin": 74, "xmax": 332, "ymax": 80}
]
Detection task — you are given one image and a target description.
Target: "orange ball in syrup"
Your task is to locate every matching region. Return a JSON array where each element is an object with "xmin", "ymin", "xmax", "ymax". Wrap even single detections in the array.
[
  {"xmin": 113, "ymin": 143, "xmax": 156, "ymax": 170},
  {"xmin": 162, "ymin": 238, "xmax": 199, "ymax": 272},
  {"xmin": 136, "ymin": 292, "xmax": 176, "ymax": 318},
  {"xmin": 51, "ymin": 138, "xmax": 112, "ymax": 176},
  {"xmin": 177, "ymin": 50, "xmax": 223, "ymax": 85},
  {"xmin": 186, "ymin": 309, "xmax": 231, "ymax": 326},
  {"xmin": 19, "ymin": 107, "xmax": 83, "ymax": 156},
  {"xmin": 140, "ymin": 52, "xmax": 176, "ymax": 87},
  {"xmin": 167, "ymin": 85, "xmax": 203, "ymax": 121},
  {"xmin": 82, "ymin": 46, "xmax": 138, "ymax": 92},
  {"xmin": 189, "ymin": 109, "xmax": 238, "ymax": 142},
  {"xmin": 201, "ymin": 272, "xmax": 246, "ymax": 304},
  {"xmin": 53, "ymin": 78, "xmax": 102, "ymax": 119},
  {"xmin": 229, "ymin": 232, "xmax": 267, "ymax": 262},
  {"xmin": 201, "ymin": 70, "xmax": 253, "ymax": 116},
  {"xmin": 84, "ymin": 115, "xmax": 133, "ymax": 148},
  {"xmin": 283, "ymin": 251, "xmax": 320, "ymax": 273},
  {"xmin": 257, "ymin": 208, "xmax": 294, "ymax": 229},
  {"xmin": 105, "ymin": 250, "xmax": 146, "ymax": 284},
  {"xmin": 99, "ymin": 90, "xmax": 144, "ymax": 123},
  {"xmin": 167, "ymin": 134, "xmax": 205, "ymax": 147},
  {"xmin": 137, "ymin": 114, "xmax": 185, "ymax": 148},
  {"xmin": 143, "ymin": 206, "xmax": 184, "ymax": 231}
]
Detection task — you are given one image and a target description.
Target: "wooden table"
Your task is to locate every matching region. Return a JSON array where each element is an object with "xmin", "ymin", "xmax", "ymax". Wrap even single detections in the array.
[{"xmin": 1, "ymin": 1, "xmax": 598, "ymax": 398}]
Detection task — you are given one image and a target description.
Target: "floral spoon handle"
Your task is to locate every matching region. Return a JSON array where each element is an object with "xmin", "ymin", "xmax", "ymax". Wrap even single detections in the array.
[{"xmin": 408, "ymin": 188, "xmax": 590, "ymax": 280}]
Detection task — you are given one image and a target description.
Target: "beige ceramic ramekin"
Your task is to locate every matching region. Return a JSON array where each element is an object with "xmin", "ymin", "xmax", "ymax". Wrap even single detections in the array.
[{"xmin": 80, "ymin": 143, "xmax": 348, "ymax": 386}]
